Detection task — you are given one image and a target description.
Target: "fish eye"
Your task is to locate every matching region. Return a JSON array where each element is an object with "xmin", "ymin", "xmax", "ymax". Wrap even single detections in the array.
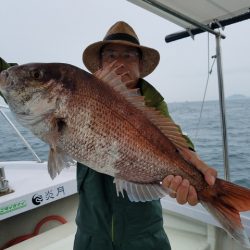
[
  {"xmin": 31, "ymin": 70, "xmax": 42, "ymax": 80},
  {"xmin": 34, "ymin": 71, "xmax": 40, "ymax": 79}
]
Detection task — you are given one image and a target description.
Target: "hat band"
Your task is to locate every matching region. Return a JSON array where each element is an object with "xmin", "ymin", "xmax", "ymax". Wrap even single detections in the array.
[{"xmin": 104, "ymin": 33, "xmax": 139, "ymax": 45}]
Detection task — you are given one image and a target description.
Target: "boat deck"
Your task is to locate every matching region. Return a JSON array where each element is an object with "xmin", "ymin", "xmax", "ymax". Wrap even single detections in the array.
[
  {"xmin": 1, "ymin": 161, "xmax": 250, "ymax": 250},
  {"xmin": 6, "ymin": 208, "xmax": 250, "ymax": 250}
]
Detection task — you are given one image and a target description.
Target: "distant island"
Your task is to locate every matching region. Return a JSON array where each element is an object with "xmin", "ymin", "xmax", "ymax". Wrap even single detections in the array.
[{"xmin": 227, "ymin": 94, "xmax": 249, "ymax": 100}]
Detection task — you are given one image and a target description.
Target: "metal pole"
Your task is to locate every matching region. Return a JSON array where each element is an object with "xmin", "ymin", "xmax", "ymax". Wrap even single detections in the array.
[
  {"xmin": 165, "ymin": 11, "xmax": 250, "ymax": 43},
  {"xmin": 215, "ymin": 35, "xmax": 230, "ymax": 181},
  {"xmin": 0, "ymin": 108, "xmax": 42, "ymax": 163}
]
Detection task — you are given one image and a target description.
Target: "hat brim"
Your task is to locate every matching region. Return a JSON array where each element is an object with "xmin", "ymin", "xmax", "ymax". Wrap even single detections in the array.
[{"xmin": 82, "ymin": 40, "xmax": 160, "ymax": 78}]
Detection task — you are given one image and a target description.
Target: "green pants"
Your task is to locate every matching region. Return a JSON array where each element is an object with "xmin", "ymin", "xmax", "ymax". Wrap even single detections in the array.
[{"xmin": 74, "ymin": 164, "xmax": 171, "ymax": 250}]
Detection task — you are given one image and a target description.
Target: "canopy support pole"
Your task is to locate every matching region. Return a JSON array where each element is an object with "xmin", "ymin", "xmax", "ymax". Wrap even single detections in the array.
[{"xmin": 215, "ymin": 35, "xmax": 230, "ymax": 181}]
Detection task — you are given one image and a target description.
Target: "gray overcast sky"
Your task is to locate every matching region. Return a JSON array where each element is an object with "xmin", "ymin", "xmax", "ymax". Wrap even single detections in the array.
[{"xmin": 1, "ymin": 0, "xmax": 250, "ymax": 102}]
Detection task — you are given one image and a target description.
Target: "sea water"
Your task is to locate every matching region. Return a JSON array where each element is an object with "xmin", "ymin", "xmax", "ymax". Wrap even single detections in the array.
[
  {"xmin": 0, "ymin": 98, "xmax": 249, "ymax": 188},
  {"xmin": 168, "ymin": 98, "xmax": 250, "ymax": 188}
]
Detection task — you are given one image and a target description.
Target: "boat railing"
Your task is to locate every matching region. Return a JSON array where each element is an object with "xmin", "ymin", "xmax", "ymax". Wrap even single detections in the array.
[{"xmin": 0, "ymin": 104, "xmax": 42, "ymax": 163}]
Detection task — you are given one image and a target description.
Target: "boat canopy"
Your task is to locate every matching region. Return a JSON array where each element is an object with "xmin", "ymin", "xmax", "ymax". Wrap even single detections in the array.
[{"xmin": 127, "ymin": 0, "xmax": 250, "ymax": 41}]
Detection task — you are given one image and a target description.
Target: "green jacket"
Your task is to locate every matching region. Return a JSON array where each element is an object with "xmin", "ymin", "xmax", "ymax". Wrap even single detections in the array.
[{"xmin": 74, "ymin": 79, "xmax": 194, "ymax": 250}]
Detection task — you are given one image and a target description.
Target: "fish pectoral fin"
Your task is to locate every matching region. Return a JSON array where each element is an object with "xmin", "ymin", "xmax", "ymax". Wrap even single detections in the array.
[
  {"xmin": 114, "ymin": 178, "xmax": 170, "ymax": 202},
  {"xmin": 48, "ymin": 147, "xmax": 75, "ymax": 179}
]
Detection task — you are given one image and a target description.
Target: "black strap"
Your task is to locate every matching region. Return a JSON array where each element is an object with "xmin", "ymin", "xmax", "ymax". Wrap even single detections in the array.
[{"xmin": 104, "ymin": 33, "xmax": 139, "ymax": 45}]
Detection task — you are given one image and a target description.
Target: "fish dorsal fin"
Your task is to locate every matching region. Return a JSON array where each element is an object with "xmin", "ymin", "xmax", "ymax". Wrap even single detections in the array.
[
  {"xmin": 105, "ymin": 77, "xmax": 190, "ymax": 150},
  {"xmin": 114, "ymin": 178, "xmax": 172, "ymax": 202}
]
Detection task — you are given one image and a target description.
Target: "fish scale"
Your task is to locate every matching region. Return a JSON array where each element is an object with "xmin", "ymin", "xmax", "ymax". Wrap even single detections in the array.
[{"xmin": 59, "ymin": 95, "xmax": 175, "ymax": 182}]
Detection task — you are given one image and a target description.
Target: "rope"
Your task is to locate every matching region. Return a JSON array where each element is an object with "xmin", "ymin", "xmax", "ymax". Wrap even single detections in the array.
[
  {"xmin": 194, "ymin": 33, "xmax": 217, "ymax": 140},
  {"xmin": 0, "ymin": 215, "xmax": 67, "ymax": 249}
]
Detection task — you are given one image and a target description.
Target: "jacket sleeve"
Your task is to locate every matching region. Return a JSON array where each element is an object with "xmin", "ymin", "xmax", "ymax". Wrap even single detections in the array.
[
  {"xmin": 0, "ymin": 57, "xmax": 17, "ymax": 103},
  {"xmin": 140, "ymin": 79, "xmax": 195, "ymax": 151}
]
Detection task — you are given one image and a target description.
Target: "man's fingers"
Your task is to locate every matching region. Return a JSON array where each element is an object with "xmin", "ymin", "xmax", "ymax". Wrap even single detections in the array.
[
  {"xmin": 204, "ymin": 167, "xmax": 217, "ymax": 186},
  {"xmin": 168, "ymin": 176, "xmax": 182, "ymax": 198},
  {"xmin": 162, "ymin": 175, "xmax": 175, "ymax": 197},
  {"xmin": 176, "ymin": 179, "xmax": 189, "ymax": 205},
  {"xmin": 162, "ymin": 176, "xmax": 199, "ymax": 205},
  {"xmin": 187, "ymin": 185, "xmax": 198, "ymax": 206},
  {"xmin": 162, "ymin": 175, "xmax": 174, "ymax": 188}
]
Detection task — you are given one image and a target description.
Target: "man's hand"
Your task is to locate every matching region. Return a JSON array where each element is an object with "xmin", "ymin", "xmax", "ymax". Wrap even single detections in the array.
[{"xmin": 162, "ymin": 149, "xmax": 217, "ymax": 206}]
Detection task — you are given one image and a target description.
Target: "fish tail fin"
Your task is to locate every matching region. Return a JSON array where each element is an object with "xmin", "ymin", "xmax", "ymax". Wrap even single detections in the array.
[{"xmin": 199, "ymin": 178, "xmax": 250, "ymax": 248}]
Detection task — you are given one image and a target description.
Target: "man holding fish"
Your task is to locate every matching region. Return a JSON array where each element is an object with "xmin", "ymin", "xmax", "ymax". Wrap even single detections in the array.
[
  {"xmin": 73, "ymin": 21, "xmax": 217, "ymax": 250},
  {"xmin": 0, "ymin": 22, "xmax": 217, "ymax": 250},
  {"xmin": 0, "ymin": 22, "xmax": 216, "ymax": 249},
  {"xmin": 2, "ymin": 22, "xmax": 249, "ymax": 249}
]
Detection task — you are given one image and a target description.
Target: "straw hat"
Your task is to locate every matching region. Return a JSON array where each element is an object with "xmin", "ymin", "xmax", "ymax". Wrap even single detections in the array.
[{"xmin": 82, "ymin": 21, "xmax": 160, "ymax": 77}]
